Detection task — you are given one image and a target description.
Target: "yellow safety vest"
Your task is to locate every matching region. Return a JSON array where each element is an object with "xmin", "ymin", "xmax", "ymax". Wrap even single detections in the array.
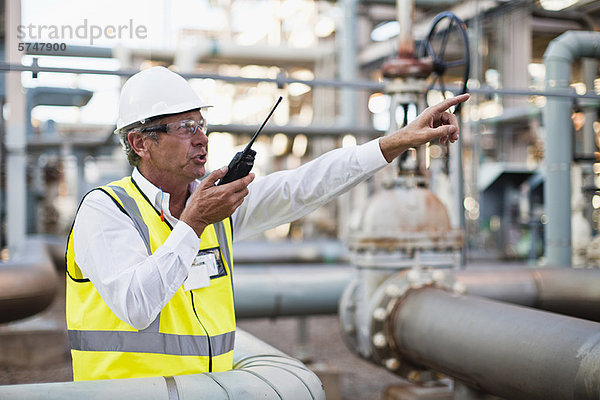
[{"xmin": 66, "ymin": 177, "xmax": 236, "ymax": 381}]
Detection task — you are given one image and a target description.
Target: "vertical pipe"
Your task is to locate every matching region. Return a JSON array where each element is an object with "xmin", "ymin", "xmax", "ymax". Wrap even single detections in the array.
[
  {"xmin": 469, "ymin": 7, "xmax": 484, "ymax": 266},
  {"xmin": 338, "ymin": 0, "xmax": 359, "ymax": 126},
  {"xmin": 336, "ymin": 0, "xmax": 360, "ymax": 237},
  {"xmin": 544, "ymin": 58, "xmax": 573, "ymax": 267},
  {"xmin": 451, "ymin": 131, "xmax": 466, "ymax": 267},
  {"xmin": 293, "ymin": 317, "xmax": 311, "ymax": 362},
  {"xmin": 0, "ymin": 97, "xmax": 4, "ymax": 249},
  {"xmin": 581, "ymin": 58, "xmax": 598, "ymax": 155},
  {"xmin": 396, "ymin": 0, "xmax": 414, "ymax": 56},
  {"xmin": 543, "ymin": 31, "xmax": 600, "ymax": 267},
  {"xmin": 500, "ymin": 4, "xmax": 531, "ymax": 109},
  {"xmin": 5, "ymin": 0, "xmax": 27, "ymax": 257}
]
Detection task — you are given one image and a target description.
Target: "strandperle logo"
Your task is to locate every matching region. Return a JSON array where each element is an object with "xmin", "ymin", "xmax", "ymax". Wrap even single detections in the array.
[{"xmin": 17, "ymin": 19, "xmax": 148, "ymax": 45}]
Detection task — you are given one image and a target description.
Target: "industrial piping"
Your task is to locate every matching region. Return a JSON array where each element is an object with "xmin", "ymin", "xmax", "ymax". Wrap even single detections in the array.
[
  {"xmin": 0, "ymin": 237, "xmax": 58, "ymax": 323},
  {"xmin": 234, "ymin": 265, "xmax": 353, "ymax": 318},
  {"xmin": 543, "ymin": 31, "xmax": 600, "ymax": 266},
  {"xmin": 455, "ymin": 267, "xmax": 600, "ymax": 322},
  {"xmin": 391, "ymin": 287, "xmax": 600, "ymax": 400},
  {"xmin": 0, "ymin": 329, "xmax": 325, "ymax": 400},
  {"xmin": 233, "ymin": 263, "xmax": 600, "ymax": 321},
  {"xmin": 339, "ymin": 267, "xmax": 600, "ymax": 398},
  {"xmin": 173, "ymin": 39, "xmax": 334, "ymax": 71},
  {"xmin": 233, "ymin": 240, "xmax": 349, "ymax": 264}
]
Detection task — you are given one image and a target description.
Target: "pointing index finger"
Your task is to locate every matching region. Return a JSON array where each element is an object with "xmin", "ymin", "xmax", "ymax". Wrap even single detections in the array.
[{"xmin": 432, "ymin": 93, "xmax": 470, "ymax": 113}]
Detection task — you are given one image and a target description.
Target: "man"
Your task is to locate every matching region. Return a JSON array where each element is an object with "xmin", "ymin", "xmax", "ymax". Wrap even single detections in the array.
[{"xmin": 66, "ymin": 66, "xmax": 469, "ymax": 381}]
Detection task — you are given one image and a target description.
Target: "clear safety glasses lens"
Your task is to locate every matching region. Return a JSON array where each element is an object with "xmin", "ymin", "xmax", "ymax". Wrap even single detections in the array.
[{"xmin": 170, "ymin": 119, "xmax": 208, "ymax": 138}]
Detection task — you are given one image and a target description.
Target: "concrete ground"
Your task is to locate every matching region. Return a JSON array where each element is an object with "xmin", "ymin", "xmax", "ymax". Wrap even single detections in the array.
[{"xmin": 239, "ymin": 316, "xmax": 406, "ymax": 400}]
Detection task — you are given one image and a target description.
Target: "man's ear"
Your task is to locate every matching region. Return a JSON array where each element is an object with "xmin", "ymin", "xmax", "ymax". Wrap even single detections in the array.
[{"xmin": 128, "ymin": 131, "xmax": 151, "ymax": 160}]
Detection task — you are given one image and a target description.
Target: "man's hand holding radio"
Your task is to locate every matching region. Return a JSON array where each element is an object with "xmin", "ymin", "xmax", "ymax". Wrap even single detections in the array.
[{"xmin": 180, "ymin": 167, "xmax": 255, "ymax": 237}]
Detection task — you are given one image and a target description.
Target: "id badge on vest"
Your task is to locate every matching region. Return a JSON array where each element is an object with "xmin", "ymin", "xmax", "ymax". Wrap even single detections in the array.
[
  {"xmin": 184, "ymin": 253, "xmax": 218, "ymax": 291},
  {"xmin": 184, "ymin": 248, "xmax": 225, "ymax": 291}
]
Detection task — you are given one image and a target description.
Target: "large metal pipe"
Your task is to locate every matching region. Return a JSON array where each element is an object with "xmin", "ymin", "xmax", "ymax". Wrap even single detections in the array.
[
  {"xmin": 174, "ymin": 39, "xmax": 334, "ymax": 70},
  {"xmin": 0, "ymin": 238, "xmax": 58, "ymax": 323},
  {"xmin": 233, "ymin": 264, "xmax": 600, "ymax": 321},
  {"xmin": 392, "ymin": 287, "xmax": 600, "ymax": 400},
  {"xmin": 38, "ymin": 235, "xmax": 68, "ymax": 271},
  {"xmin": 0, "ymin": 329, "xmax": 325, "ymax": 399},
  {"xmin": 233, "ymin": 240, "xmax": 349, "ymax": 264},
  {"xmin": 234, "ymin": 265, "xmax": 353, "ymax": 318},
  {"xmin": 455, "ymin": 267, "xmax": 600, "ymax": 322},
  {"xmin": 543, "ymin": 31, "xmax": 600, "ymax": 266},
  {"xmin": 2, "ymin": 61, "xmax": 599, "ymax": 100}
]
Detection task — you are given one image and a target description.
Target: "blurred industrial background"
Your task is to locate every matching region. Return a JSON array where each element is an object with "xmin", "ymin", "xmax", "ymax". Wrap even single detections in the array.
[{"xmin": 0, "ymin": 0, "xmax": 600, "ymax": 399}]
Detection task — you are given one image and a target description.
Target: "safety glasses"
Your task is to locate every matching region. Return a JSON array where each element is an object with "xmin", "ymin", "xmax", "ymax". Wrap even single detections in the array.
[{"xmin": 141, "ymin": 118, "xmax": 208, "ymax": 139}]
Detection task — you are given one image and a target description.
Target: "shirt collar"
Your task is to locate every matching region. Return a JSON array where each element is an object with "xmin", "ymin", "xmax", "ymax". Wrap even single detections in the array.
[
  {"xmin": 132, "ymin": 168, "xmax": 167, "ymax": 212},
  {"xmin": 131, "ymin": 168, "xmax": 201, "ymax": 215}
]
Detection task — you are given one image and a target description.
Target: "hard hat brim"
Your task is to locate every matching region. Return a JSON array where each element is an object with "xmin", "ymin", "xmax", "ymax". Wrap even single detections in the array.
[{"xmin": 114, "ymin": 102, "xmax": 213, "ymax": 135}]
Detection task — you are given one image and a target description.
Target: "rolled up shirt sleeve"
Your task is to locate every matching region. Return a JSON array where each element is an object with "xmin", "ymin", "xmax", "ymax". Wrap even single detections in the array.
[
  {"xmin": 72, "ymin": 189, "xmax": 201, "ymax": 330},
  {"xmin": 232, "ymin": 138, "xmax": 389, "ymax": 241}
]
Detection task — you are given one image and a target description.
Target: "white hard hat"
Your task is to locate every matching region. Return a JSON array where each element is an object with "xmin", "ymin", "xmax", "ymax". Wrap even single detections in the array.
[{"xmin": 115, "ymin": 66, "xmax": 212, "ymax": 133}]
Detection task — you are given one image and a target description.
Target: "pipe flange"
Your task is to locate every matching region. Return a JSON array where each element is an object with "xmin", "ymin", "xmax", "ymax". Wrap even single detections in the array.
[
  {"xmin": 338, "ymin": 278, "xmax": 361, "ymax": 356},
  {"xmin": 368, "ymin": 268, "xmax": 458, "ymax": 382}
]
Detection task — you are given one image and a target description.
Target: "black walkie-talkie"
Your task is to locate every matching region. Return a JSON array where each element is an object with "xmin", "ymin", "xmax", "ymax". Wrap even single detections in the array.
[{"xmin": 217, "ymin": 96, "xmax": 283, "ymax": 186}]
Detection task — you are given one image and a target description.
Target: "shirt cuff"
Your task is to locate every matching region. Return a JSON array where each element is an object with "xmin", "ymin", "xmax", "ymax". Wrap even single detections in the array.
[
  {"xmin": 162, "ymin": 221, "xmax": 201, "ymax": 270},
  {"xmin": 356, "ymin": 138, "xmax": 389, "ymax": 173}
]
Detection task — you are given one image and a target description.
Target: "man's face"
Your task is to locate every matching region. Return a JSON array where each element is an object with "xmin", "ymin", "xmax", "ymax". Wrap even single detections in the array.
[{"xmin": 142, "ymin": 110, "xmax": 209, "ymax": 184}]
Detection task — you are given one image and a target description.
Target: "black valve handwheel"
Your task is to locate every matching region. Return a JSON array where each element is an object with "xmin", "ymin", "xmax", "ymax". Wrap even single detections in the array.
[{"xmin": 419, "ymin": 11, "xmax": 470, "ymax": 113}]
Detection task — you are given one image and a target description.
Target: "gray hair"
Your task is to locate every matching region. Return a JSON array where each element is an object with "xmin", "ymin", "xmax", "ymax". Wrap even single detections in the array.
[{"xmin": 118, "ymin": 126, "xmax": 160, "ymax": 167}]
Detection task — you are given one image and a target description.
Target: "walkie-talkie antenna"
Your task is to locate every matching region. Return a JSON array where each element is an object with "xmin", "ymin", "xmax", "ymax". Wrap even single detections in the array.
[
  {"xmin": 216, "ymin": 96, "xmax": 283, "ymax": 186},
  {"xmin": 240, "ymin": 96, "xmax": 283, "ymax": 157}
]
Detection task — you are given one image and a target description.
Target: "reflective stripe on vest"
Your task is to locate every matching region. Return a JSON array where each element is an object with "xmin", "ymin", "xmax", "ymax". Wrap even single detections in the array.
[
  {"xmin": 108, "ymin": 185, "xmax": 152, "ymax": 255},
  {"xmin": 68, "ymin": 329, "xmax": 235, "ymax": 356}
]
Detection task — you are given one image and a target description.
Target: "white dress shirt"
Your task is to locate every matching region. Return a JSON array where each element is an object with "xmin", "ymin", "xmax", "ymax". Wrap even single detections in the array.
[{"xmin": 72, "ymin": 138, "xmax": 388, "ymax": 329}]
